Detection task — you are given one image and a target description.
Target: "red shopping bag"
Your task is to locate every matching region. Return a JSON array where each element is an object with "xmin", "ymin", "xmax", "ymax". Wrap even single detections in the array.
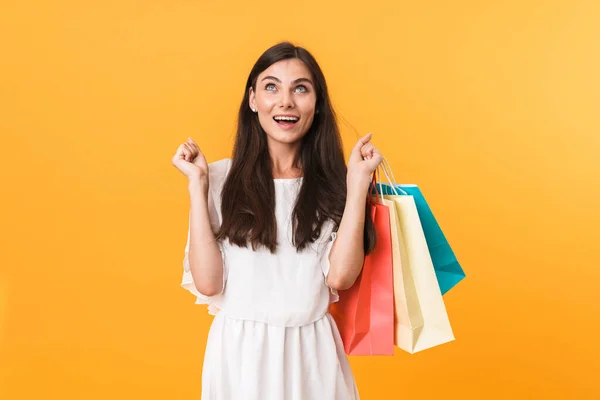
[{"xmin": 330, "ymin": 173, "xmax": 395, "ymax": 355}]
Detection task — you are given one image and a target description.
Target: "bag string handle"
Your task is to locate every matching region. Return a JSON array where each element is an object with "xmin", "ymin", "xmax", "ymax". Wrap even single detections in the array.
[
  {"xmin": 379, "ymin": 156, "xmax": 408, "ymax": 196},
  {"xmin": 367, "ymin": 156, "xmax": 408, "ymax": 203},
  {"xmin": 367, "ymin": 165, "xmax": 385, "ymax": 204}
]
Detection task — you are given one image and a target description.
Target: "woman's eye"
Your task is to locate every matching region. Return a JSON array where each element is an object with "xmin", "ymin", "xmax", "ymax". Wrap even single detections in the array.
[{"xmin": 265, "ymin": 83, "xmax": 308, "ymax": 92}]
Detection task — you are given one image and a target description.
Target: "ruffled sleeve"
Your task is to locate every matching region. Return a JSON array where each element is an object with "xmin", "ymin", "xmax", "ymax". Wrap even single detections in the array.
[
  {"xmin": 180, "ymin": 158, "xmax": 232, "ymax": 314},
  {"xmin": 319, "ymin": 229, "xmax": 340, "ymax": 304}
]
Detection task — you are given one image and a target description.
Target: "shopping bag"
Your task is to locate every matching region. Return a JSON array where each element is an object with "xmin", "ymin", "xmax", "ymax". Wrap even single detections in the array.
[
  {"xmin": 330, "ymin": 172, "xmax": 395, "ymax": 356},
  {"xmin": 378, "ymin": 163, "xmax": 455, "ymax": 353},
  {"xmin": 375, "ymin": 160, "xmax": 465, "ymax": 295}
]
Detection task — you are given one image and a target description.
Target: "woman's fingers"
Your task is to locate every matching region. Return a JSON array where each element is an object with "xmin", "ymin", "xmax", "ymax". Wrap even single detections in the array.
[
  {"xmin": 364, "ymin": 148, "xmax": 383, "ymax": 170},
  {"xmin": 173, "ymin": 144, "xmax": 192, "ymax": 164},
  {"xmin": 349, "ymin": 133, "xmax": 373, "ymax": 164},
  {"xmin": 175, "ymin": 144, "xmax": 186, "ymax": 160},
  {"xmin": 353, "ymin": 133, "xmax": 377, "ymax": 160},
  {"xmin": 186, "ymin": 138, "xmax": 202, "ymax": 160},
  {"xmin": 352, "ymin": 133, "xmax": 372, "ymax": 153},
  {"xmin": 360, "ymin": 142, "xmax": 377, "ymax": 160},
  {"xmin": 182, "ymin": 143, "xmax": 192, "ymax": 161},
  {"xmin": 185, "ymin": 142, "xmax": 200, "ymax": 162},
  {"xmin": 187, "ymin": 137, "xmax": 200, "ymax": 153}
]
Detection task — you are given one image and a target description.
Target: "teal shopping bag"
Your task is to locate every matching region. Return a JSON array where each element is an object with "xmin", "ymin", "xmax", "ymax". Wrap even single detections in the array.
[{"xmin": 374, "ymin": 182, "xmax": 465, "ymax": 295}]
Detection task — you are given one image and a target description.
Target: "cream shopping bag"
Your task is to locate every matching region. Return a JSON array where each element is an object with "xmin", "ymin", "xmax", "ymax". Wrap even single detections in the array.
[{"xmin": 379, "ymin": 163, "xmax": 455, "ymax": 353}]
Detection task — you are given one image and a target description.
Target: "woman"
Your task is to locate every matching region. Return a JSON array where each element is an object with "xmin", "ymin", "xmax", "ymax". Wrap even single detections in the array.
[{"xmin": 172, "ymin": 41, "xmax": 383, "ymax": 400}]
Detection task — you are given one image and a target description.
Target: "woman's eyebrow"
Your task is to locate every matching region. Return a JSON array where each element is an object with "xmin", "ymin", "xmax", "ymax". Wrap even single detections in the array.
[{"xmin": 261, "ymin": 76, "xmax": 314, "ymax": 85}]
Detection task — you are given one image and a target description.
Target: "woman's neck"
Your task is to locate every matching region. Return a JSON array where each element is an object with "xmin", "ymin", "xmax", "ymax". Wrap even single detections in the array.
[{"xmin": 269, "ymin": 145, "xmax": 303, "ymax": 179}]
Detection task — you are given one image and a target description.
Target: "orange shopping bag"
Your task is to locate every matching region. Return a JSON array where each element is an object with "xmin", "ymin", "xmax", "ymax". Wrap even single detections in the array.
[{"xmin": 330, "ymin": 172, "xmax": 395, "ymax": 355}]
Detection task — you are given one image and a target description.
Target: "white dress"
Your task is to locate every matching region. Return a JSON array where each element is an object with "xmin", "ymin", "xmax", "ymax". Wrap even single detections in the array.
[{"xmin": 181, "ymin": 158, "xmax": 360, "ymax": 400}]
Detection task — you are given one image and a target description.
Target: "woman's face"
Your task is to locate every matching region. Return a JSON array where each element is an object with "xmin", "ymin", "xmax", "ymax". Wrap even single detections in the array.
[{"xmin": 249, "ymin": 59, "xmax": 317, "ymax": 146}]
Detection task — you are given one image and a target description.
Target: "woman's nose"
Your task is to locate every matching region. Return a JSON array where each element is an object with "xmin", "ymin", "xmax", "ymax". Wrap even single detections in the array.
[{"xmin": 279, "ymin": 91, "xmax": 294, "ymax": 108}]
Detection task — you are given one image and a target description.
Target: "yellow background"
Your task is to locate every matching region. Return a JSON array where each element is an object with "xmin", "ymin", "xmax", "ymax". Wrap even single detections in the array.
[{"xmin": 1, "ymin": 0, "xmax": 599, "ymax": 398}]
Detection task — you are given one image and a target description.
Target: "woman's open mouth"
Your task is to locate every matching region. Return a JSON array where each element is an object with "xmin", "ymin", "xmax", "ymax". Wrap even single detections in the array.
[{"xmin": 273, "ymin": 115, "xmax": 299, "ymax": 129}]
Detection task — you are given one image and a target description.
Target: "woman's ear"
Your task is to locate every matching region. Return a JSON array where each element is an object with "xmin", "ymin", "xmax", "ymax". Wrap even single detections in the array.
[{"xmin": 249, "ymin": 87, "xmax": 256, "ymax": 112}]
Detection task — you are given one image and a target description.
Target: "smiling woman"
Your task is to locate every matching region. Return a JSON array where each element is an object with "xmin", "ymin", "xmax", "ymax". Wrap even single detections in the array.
[
  {"xmin": 250, "ymin": 60, "xmax": 318, "ymax": 149},
  {"xmin": 218, "ymin": 43, "xmax": 377, "ymax": 254},
  {"xmin": 172, "ymin": 41, "xmax": 383, "ymax": 400}
]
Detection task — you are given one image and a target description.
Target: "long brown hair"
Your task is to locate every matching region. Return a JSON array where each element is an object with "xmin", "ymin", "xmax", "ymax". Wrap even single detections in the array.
[{"xmin": 218, "ymin": 42, "xmax": 376, "ymax": 254}]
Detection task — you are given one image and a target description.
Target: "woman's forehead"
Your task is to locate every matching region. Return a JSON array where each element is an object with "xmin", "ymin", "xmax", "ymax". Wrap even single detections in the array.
[{"xmin": 259, "ymin": 59, "xmax": 312, "ymax": 82}]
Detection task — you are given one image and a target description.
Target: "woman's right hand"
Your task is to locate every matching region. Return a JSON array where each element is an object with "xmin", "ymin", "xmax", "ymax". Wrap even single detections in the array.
[{"xmin": 171, "ymin": 137, "xmax": 209, "ymax": 183}]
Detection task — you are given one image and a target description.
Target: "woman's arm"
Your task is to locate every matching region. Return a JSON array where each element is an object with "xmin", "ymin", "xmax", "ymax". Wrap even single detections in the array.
[
  {"xmin": 326, "ymin": 188, "xmax": 368, "ymax": 290},
  {"xmin": 326, "ymin": 133, "xmax": 383, "ymax": 290},
  {"xmin": 186, "ymin": 179, "xmax": 224, "ymax": 297}
]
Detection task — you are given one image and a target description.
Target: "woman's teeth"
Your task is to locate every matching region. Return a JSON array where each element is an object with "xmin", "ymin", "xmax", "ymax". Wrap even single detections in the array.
[{"xmin": 274, "ymin": 116, "xmax": 299, "ymax": 123}]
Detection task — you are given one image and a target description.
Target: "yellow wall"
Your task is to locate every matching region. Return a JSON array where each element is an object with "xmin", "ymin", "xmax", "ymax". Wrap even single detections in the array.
[{"xmin": 1, "ymin": 0, "xmax": 599, "ymax": 398}]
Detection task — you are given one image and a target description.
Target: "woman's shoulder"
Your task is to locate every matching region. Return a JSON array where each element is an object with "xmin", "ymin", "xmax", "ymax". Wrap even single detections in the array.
[
  {"xmin": 208, "ymin": 158, "xmax": 233, "ymax": 184},
  {"xmin": 208, "ymin": 157, "xmax": 232, "ymax": 173}
]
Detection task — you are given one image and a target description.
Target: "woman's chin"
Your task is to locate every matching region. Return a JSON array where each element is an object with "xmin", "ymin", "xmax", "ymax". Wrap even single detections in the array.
[{"xmin": 264, "ymin": 130, "xmax": 308, "ymax": 145}]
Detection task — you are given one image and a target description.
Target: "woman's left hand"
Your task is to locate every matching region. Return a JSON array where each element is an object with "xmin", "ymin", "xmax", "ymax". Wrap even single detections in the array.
[{"xmin": 346, "ymin": 133, "xmax": 383, "ymax": 197}]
